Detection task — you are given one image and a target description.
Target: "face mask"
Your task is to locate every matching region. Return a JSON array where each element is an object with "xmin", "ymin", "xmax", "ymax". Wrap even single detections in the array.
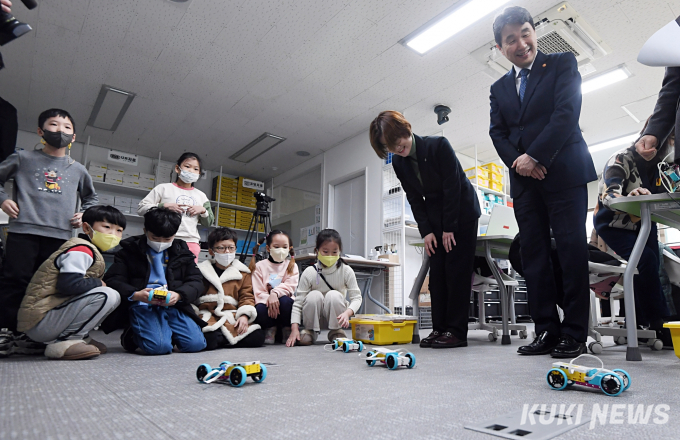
[
  {"xmin": 178, "ymin": 169, "xmax": 200, "ymax": 184},
  {"xmin": 42, "ymin": 129, "xmax": 72, "ymax": 149},
  {"xmin": 214, "ymin": 252, "xmax": 236, "ymax": 267},
  {"xmin": 87, "ymin": 226, "xmax": 121, "ymax": 252},
  {"xmin": 147, "ymin": 239, "xmax": 172, "ymax": 253},
  {"xmin": 318, "ymin": 255, "xmax": 339, "ymax": 267},
  {"xmin": 270, "ymin": 248, "xmax": 289, "ymax": 263}
]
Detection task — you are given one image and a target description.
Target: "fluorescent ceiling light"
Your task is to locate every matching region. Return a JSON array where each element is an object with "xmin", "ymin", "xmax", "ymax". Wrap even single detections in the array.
[
  {"xmin": 403, "ymin": 0, "xmax": 510, "ymax": 54},
  {"xmin": 588, "ymin": 133, "xmax": 640, "ymax": 153},
  {"xmin": 582, "ymin": 66, "xmax": 631, "ymax": 94},
  {"xmin": 87, "ymin": 85, "xmax": 136, "ymax": 131},
  {"xmin": 230, "ymin": 133, "xmax": 286, "ymax": 163}
]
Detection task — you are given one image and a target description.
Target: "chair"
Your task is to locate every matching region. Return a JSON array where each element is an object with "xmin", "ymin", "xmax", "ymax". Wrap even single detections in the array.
[{"xmin": 469, "ymin": 270, "xmax": 527, "ymax": 341}]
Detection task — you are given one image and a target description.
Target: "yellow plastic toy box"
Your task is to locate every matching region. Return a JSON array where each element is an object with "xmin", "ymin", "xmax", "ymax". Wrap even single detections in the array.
[
  {"xmin": 350, "ymin": 315, "xmax": 417, "ymax": 345},
  {"xmin": 663, "ymin": 322, "xmax": 680, "ymax": 358}
]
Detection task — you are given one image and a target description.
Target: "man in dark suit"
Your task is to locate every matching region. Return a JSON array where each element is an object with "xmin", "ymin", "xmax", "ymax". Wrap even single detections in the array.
[{"xmin": 488, "ymin": 6, "xmax": 597, "ymax": 357}]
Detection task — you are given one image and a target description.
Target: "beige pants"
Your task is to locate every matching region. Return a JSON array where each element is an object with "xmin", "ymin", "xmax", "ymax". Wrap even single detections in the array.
[{"xmin": 302, "ymin": 290, "xmax": 347, "ymax": 331}]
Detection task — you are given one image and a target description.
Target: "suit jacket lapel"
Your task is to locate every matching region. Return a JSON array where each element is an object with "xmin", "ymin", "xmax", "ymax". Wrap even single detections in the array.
[{"xmin": 519, "ymin": 51, "xmax": 547, "ymax": 119}]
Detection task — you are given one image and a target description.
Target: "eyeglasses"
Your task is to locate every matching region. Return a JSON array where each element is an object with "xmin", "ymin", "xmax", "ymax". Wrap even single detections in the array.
[{"xmin": 212, "ymin": 246, "xmax": 236, "ymax": 253}]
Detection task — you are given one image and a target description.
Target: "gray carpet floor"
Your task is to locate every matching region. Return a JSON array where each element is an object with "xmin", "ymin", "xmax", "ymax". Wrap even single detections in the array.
[{"xmin": 1, "ymin": 325, "xmax": 679, "ymax": 440}]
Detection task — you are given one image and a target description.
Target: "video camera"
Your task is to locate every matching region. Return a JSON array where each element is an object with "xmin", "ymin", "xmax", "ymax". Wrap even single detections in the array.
[
  {"xmin": 0, "ymin": 0, "xmax": 38, "ymax": 59},
  {"xmin": 254, "ymin": 191, "xmax": 275, "ymax": 212}
]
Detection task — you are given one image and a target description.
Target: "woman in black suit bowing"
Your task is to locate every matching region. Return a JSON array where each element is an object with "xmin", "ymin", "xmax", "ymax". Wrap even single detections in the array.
[{"xmin": 370, "ymin": 111, "xmax": 481, "ymax": 348}]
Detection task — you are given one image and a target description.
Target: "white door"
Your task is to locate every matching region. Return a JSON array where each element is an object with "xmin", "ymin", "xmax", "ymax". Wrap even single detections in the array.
[{"xmin": 332, "ymin": 175, "xmax": 365, "ymax": 256}]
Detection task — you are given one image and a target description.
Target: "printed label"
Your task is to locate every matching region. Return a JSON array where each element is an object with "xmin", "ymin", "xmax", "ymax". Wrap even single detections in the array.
[
  {"xmin": 108, "ymin": 149, "xmax": 138, "ymax": 166},
  {"xmin": 355, "ymin": 324, "xmax": 375, "ymax": 341},
  {"xmin": 242, "ymin": 178, "xmax": 264, "ymax": 191}
]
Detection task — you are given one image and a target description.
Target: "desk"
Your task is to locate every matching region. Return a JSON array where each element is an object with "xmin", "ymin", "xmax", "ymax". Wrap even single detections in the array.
[
  {"xmin": 408, "ymin": 235, "xmax": 525, "ymax": 345},
  {"xmin": 295, "ymin": 255, "xmax": 400, "ymax": 314},
  {"xmin": 607, "ymin": 193, "xmax": 680, "ymax": 361}
]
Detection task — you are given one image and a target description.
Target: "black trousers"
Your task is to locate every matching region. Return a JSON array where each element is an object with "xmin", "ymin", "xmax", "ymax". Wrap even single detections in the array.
[
  {"xmin": 0, "ymin": 232, "xmax": 65, "ymax": 332},
  {"xmin": 428, "ymin": 219, "xmax": 478, "ymax": 339},
  {"xmin": 204, "ymin": 328, "xmax": 265, "ymax": 350},
  {"xmin": 513, "ymin": 184, "xmax": 590, "ymax": 342}
]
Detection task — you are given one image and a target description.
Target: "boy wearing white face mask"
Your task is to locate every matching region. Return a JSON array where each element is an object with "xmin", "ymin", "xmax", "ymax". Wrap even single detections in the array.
[
  {"xmin": 17, "ymin": 206, "xmax": 125, "ymax": 360},
  {"xmin": 195, "ymin": 227, "xmax": 264, "ymax": 349},
  {"xmin": 250, "ymin": 230, "xmax": 299, "ymax": 344},
  {"xmin": 103, "ymin": 208, "xmax": 207, "ymax": 355},
  {"xmin": 138, "ymin": 152, "xmax": 213, "ymax": 262}
]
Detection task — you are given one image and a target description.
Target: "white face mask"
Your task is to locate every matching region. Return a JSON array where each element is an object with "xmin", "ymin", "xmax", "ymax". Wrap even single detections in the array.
[
  {"xmin": 214, "ymin": 252, "xmax": 236, "ymax": 267},
  {"xmin": 148, "ymin": 239, "xmax": 172, "ymax": 253},
  {"xmin": 270, "ymin": 247, "xmax": 289, "ymax": 263},
  {"xmin": 179, "ymin": 169, "xmax": 200, "ymax": 184}
]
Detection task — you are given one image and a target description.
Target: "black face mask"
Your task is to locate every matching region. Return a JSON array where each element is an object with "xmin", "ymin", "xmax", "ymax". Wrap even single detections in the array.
[{"xmin": 42, "ymin": 130, "xmax": 72, "ymax": 149}]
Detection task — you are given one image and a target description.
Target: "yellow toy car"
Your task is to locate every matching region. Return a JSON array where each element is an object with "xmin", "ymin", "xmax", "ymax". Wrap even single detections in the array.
[
  {"xmin": 365, "ymin": 347, "xmax": 416, "ymax": 370},
  {"xmin": 196, "ymin": 361, "xmax": 267, "ymax": 387},
  {"xmin": 547, "ymin": 354, "xmax": 630, "ymax": 397}
]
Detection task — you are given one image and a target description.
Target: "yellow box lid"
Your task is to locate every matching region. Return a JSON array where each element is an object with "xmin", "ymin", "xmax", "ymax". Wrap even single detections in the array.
[{"xmin": 663, "ymin": 322, "xmax": 680, "ymax": 328}]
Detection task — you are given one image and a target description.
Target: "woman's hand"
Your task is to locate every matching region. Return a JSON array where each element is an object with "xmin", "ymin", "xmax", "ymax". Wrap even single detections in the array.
[
  {"xmin": 185, "ymin": 205, "xmax": 206, "ymax": 216},
  {"xmin": 286, "ymin": 324, "xmax": 300, "ymax": 347},
  {"xmin": 628, "ymin": 188, "xmax": 651, "ymax": 197},
  {"xmin": 163, "ymin": 203, "xmax": 185, "ymax": 213},
  {"xmin": 424, "ymin": 233, "xmax": 437, "ymax": 257},
  {"xmin": 1, "ymin": 199, "xmax": 19, "ymax": 219},
  {"xmin": 267, "ymin": 292, "xmax": 280, "ymax": 318},
  {"xmin": 235, "ymin": 315, "xmax": 249, "ymax": 335},
  {"xmin": 442, "ymin": 231, "xmax": 456, "ymax": 252},
  {"xmin": 336, "ymin": 309, "xmax": 353, "ymax": 329}
]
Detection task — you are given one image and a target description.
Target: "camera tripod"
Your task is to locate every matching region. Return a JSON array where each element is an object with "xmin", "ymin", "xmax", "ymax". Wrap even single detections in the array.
[{"xmin": 238, "ymin": 192, "xmax": 275, "ymax": 263}]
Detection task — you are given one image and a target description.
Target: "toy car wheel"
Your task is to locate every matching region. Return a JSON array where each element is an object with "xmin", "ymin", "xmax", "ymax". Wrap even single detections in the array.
[
  {"xmin": 333, "ymin": 341, "xmax": 338, "ymax": 350},
  {"xmin": 219, "ymin": 361, "xmax": 231, "ymax": 369},
  {"xmin": 386, "ymin": 353, "xmax": 398, "ymax": 370},
  {"xmin": 252, "ymin": 364, "xmax": 267, "ymax": 383},
  {"xmin": 343, "ymin": 342, "xmax": 351, "ymax": 353},
  {"xmin": 589, "ymin": 342, "xmax": 603, "ymax": 355},
  {"xmin": 488, "ymin": 332, "xmax": 497, "ymax": 342},
  {"xmin": 196, "ymin": 363, "xmax": 212, "ymax": 382},
  {"xmin": 600, "ymin": 373, "xmax": 624, "ymax": 396},
  {"xmin": 229, "ymin": 366, "xmax": 247, "ymax": 387},
  {"xmin": 519, "ymin": 330, "xmax": 528, "ymax": 339},
  {"xmin": 366, "ymin": 351, "xmax": 376, "ymax": 367},
  {"xmin": 615, "ymin": 336, "xmax": 627, "ymax": 345},
  {"xmin": 546, "ymin": 368, "xmax": 568, "ymax": 390},
  {"xmin": 405, "ymin": 353, "xmax": 416, "ymax": 369},
  {"xmin": 612, "ymin": 369, "xmax": 631, "ymax": 391},
  {"xmin": 358, "ymin": 341, "xmax": 364, "ymax": 352}
]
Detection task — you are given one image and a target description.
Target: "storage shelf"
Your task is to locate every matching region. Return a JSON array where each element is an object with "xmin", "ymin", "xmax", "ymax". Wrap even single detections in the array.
[
  {"xmin": 474, "ymin": 184, "xmax": 506, "ymax": 198},
  {"xmin": 93, "ymin": 181, "xmax": 152, "ymax": 196},
  {"xmin": 210, "ymin": 200, "xmax": 256, "ymax": 213}
]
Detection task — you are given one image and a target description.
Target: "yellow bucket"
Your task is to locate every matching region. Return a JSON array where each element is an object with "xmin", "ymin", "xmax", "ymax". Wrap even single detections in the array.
[
  {"xmin": 350, "ymin": 315, "xmax": 417, "ymax": 345},
  {"xmin": 663, "ymin": 322, "xmax": 680, "ymax": 359}
]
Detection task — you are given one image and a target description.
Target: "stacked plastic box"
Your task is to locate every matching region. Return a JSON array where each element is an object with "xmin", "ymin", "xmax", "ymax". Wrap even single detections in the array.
[
  {"xmin": 482, "ymin": 163, "xmax": 503, "ymax": 193},
  {"xmin": 211, "ymin": 176, "xmax": 238, "ymax": 228},
  {"xmin": 465, "ymin": 166, "xmax": 489, "ymax": 188}
]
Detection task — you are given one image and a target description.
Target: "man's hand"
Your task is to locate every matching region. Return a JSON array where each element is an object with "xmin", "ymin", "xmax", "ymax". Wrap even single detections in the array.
[
  {"xmin": 1, "ymin": 199, "xmax": 19, "ymax": 218},
  {"xmin": 635, "ymin": 135, "xmax": 659, "ymax": 161},
  {"xmin": 1, "ymin": 0, "xmax": 11, "ymax": 14},
  {"xmin": 235, "ymin": 315, "xmax": 249, "ymax": 335},
  {"xmin": 267, "ymin": 292, "xmax": 280, "ymax": 318},
  {"xmin": 442, "ymin": 231, "xmax": 456, "ymax": 252},
  {"xmin": 423, "ymin": 233, "xmax": 437, "ymax": 257},
  {"xmin": 530, "ymin": 164, "xmax": 547, "ymax": 180},
  {"xmin": 512, "ymin": 154, "xmax": 546, "ymax": 179},
  {"xmin": 71, "ymin": 212, "xmax": 83, "ymax": 229},
  {"xmin": 628, "ymin": 188, "xmax": 651, "ymax": 197}
]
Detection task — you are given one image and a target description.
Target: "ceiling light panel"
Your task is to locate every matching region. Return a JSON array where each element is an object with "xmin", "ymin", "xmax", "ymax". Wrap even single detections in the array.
[
  {"xmin": 403, "ymin": 0, "xmax": 510, "ymax": 54},
  {"xmin": 582, "ymin": 66, "xmax": 631, "ymax": 95},
  {"xmin": 230, "ymin": 133, "xmax": 286, "ymax": 163},
  {"xmin": 87, "ymin": 85, "xmax": 136, "ymax": 131},
  {"xmin": 588, "ymin": 133, "xmax": 640, "ymax": 153}
]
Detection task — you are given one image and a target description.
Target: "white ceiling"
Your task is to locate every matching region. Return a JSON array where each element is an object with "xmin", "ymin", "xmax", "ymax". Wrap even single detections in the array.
[{"xmin": 1, "ymin": 0, "xmax": 678, "ymax": 180}]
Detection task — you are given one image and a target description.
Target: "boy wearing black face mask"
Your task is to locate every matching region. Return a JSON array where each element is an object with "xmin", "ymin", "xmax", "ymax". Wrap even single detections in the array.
[
  {"xmin": 0, "ymin": 108, "xmax": 99, "ymax": 357},
  {"xmin": 102, "ymin": 207, "xmax": 207, "ymax": 355}
]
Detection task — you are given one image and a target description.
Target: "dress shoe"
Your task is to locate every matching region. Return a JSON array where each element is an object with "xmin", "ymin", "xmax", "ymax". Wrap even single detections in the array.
[
  {"xmin": 551, "ymin": 334, "xmax": 586, "ymax": 358},
  {"xmin": 431, "ymin": 332, "xmax": 467, "ymax": 348},
  {"xmin": 517, "ymin": 331, "xmax": 559, "ymax": 355},
  {"xmin": 419, "ymin": 330, "xmax": 441, "ymax": 348}
]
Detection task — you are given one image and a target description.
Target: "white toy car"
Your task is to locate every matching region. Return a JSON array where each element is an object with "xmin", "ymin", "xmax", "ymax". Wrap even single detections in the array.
[
  {"xmin": 365, "ymin": 347, "xmax": 416, "ymax": 370},
  {"xmin": 196, "ymin": 361, "xmax": 266, "ymax": 387},
  {"xmin": 332, "ymin": 337, "xmax": 364, "ymax": 353}
]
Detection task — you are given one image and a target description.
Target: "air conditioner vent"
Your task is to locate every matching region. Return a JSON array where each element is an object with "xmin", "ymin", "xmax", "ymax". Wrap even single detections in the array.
[{"xmin": 537, "ymin": 30, "xmax": 579, "ymax": 57}]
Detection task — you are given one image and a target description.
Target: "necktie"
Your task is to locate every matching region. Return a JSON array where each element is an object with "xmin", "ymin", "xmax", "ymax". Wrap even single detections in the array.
[{"xmin": 519, "ymin": 68, "xmax": 530, "ymax": 102}]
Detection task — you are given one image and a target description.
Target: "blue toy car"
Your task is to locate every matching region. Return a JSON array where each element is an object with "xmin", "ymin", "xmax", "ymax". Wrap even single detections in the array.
[
  {"xmin": 365, "ymin": 347, "xmax": 416, "ymax": 370},
  {"xmin": 196, "ymin": 361, "xmax": 267, "ymax": 387},
  {"xmin": 546, "ymin": 354, "xmax": 630, "ymax": 396}
]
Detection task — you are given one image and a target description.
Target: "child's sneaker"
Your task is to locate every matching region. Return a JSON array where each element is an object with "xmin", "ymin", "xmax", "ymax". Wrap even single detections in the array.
[
  {"xmin": 264, "ymin": 327, "xmax": 276, "ymax": 345},
  {"xmin": 299, "ymin": 329, "xmax": 318, "ymax": 346},
  {"xmin": 327, "ymin": 329, "xmax": 347, "ymax": 343},
  {"xmin": 120, "ymin": 327, "xmax": 138, "ymax": 353},
  {"xmin": 0, "ymin": 328, "xmax": 14, "ymax": 357},
  {"xmin": 12, "ymin": 332, "xmax": 46, "ymax": 355},
  {"xmin": 45, "ymin": 340, "xmax": 100, "ymax": 360}
]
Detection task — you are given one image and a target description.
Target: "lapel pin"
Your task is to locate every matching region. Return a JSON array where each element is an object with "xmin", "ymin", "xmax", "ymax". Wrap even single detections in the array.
[{"xmin": 542, "ymin": 64, "xmax": 546, "ymax": 67}]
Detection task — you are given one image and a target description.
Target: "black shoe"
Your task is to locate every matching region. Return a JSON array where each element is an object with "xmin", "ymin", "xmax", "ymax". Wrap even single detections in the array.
[
  {"xmin": 517, "ymin": 331, "xmax": 559, "ymax": 355},
  {"xmin": 0, "ymin": 328, "xmax": 14, "ymax": 357},
  {"xmin": 419, "ymin": 330, "xmax": 441, "ymax": 348},
  {"xmin": 431, "ymin": 332, "xmax": 467, "ymax": 348},
  {"xmin": 120, "ymin": 327, "xmax": 138, "ymax": 353},
  {"xmin": 551, "ymin": 334, "xmax": 586, "ymax": 358}
]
